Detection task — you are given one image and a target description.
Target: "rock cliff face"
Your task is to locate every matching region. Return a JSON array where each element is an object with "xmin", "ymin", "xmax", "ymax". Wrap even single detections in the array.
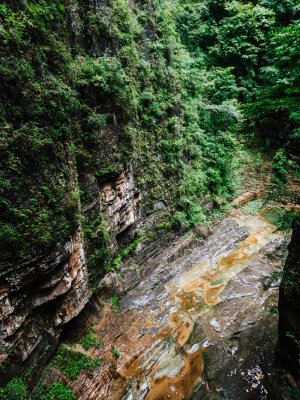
[
  {"xmin": 270, "ymin": 220, "xmax": 300, "ymax": 399},
  {"xmin": 0, "ymin": 162, "xmax": 143, "ymax": 381},
  {"xmin": 0, "ymin": 230, "xmax": 90, "ymax": 378},
  {"xmin": 0, "ymin": 0, "xmax": 170, "ymax": 381},
  {"xmin": 98, "ymin": 166, "xmax": 141, "ymax": 250}
]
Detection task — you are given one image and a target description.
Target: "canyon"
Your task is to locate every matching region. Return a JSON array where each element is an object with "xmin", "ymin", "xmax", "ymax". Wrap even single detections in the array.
[
  {"xmin": 40, "ymin": 203, "xmax": 291, "ymax": 399},
  {"xmin": 0, "ymin": 0, "xmax": 299, "ymax": 398}
]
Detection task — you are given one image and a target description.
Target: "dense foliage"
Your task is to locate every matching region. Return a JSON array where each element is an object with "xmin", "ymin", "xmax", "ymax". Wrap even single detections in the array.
[
  {"xmin": 177, "ymin": 0, "xmax": 299, "ymax": 149},
  {"xmin": 245, "ymin": 21, "xmax": 300, "ymax": 153},
  {"xmin": 0, "ymin": 0, "xmax": 298, "ymax": 267},
  {"xmin": 0, "ymin": 378, "xmax": 75, "ymax": 400},
  {"xmin": 53, "ymin": 347, "xmax": 101, "ymax": 380},
  {"xmin": 0, "ymin": 0, "xmax": 241, "ymax": 267},
  {"xmin": 33, "ymin": 383, "xmax": 75, "ymax": 400},
  {"xmin": 0, "ymin": 378, "xmax": 28, "ymax": 400}
]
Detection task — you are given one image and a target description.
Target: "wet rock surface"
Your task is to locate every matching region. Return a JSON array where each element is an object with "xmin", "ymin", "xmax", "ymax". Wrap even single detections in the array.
[{"xmin": 51, "ymin": 209, "xmax": 290, "ymax": 400}]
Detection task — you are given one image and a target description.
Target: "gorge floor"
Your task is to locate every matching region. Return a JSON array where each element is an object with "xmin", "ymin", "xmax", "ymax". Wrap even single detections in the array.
[{"xmin": 46, "ymin": 206, "xmax": 290, "ymax": 400}]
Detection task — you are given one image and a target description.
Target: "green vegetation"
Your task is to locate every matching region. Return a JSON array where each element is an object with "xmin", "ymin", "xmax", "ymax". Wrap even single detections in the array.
[
  {"xmin": 110, "ymin": 296, "xmax": 120, "ymax": 309},
  {"xmin": 241, "ymin": 200, "xmax": 265, "ymax": 216},
  {"xmin": 285, "ymin": 332, "xmax": 295, "ymax": 338},
  {"xmin": 79, "ymin": 327, "xmax": 101, "ymax": 351},
  {"xmin": 0, "ymin": 378, "xmax": 28, "ymax": 400},
  {"xmin": 273, "ymin": 259, "xmax": 300, "ymax": 288},
  {"xmin": 111, "ymin": 346, "xmax": 120, "ymax": 359},
  {"xmin": 0, "ymin": 378, "xmax": 75, "ymax": 400},
  {"xmin": 0, "ymin": 0, "xmax": 299, "ymax": 394},
  {"xmin": 53, "ymin": 347, "xmax": 101, "ymax": 380},
  {"xmin": 33, "ymin": 383, "xmax": 75, "ymax": 400},
  {"xmin": 108, "ymin": 237, "xmax": 145, "ymax": 271},
  {"xmin": 262, "ymin": 208, "xmax": 295, "ymax": 230},
  {"xmin": 245, "ymin": 21, "xmax": 300, "ymax": 152},
  {"xmin": 0, "ymin": 0, "xmax": 298, "ymax": 270},
  {"xmin": 286, "ymin": 386, "xmax": 300, "ymax": 400}
]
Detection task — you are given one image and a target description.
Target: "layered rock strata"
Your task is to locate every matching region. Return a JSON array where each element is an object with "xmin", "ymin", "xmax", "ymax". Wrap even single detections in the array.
[
  {"xmin": 0, "ymin": 230, "xmax": 90, "ymax": 376},
  {"xmin": 0, "ymin": 162, "xmax": 144, "ymax": 382},
  {"xmin": 43, "ymin": 208, "xmax": 289, "ymax": 400}
]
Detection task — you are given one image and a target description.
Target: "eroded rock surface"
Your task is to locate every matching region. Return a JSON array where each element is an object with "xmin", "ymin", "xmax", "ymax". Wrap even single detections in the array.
[
  {"xmin": 0, "ymin": 163, "xmax": 144, "ymax": 382},
  {"xmin": 49, "ymin": 209, "xmax": 290, "ymax": 400},
  {"xmin": 99, "ymin": 167, "xmax": 141, "ymax": 251},
  {"xmin": 0, "ymin": 230, "xmax": 91, "ymax": 378}
]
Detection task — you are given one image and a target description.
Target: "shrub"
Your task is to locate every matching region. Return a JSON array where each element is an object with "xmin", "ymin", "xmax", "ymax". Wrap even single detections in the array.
[
  {"xmin": 111, "ymin": 346, "xmax": 120, "ymax": 359},
  {"xmin": 33, "ymin": 383, "xmax": 75, "ymax": 400},
  {"xmin": 79, "ymin": 328, "xmax": 101, "ymax": 351},
  {"xmin": 0, "ymin": 378, "xmax": 28, "ymax": 400},
  {"xmin": 54, "ymin": 347, "xmax": 101, "ymax": 380}
]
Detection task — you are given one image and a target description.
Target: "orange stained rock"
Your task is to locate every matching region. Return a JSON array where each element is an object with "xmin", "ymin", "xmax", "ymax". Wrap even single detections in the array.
[
  {"xmin": 205, "ymin": 284, "xmax": 224, "ymax": 306},
  {"xmin": 114, "ymin": 333, "xmax": 172, "ymax": 399},
  {"xmin": 174, "ymin": 291, "xmax": 202, "ymax": 312},
  {"xmin": 50, "ymin": 207, "xmax": 292, "ymax": 400},
  {"xmin": 219, "ymin": 250, "xmax": 248, "ymax": 269},
  {"xmin": 179, "ymin": 227, "xmax": 272, "ymax": 308},
  {"xmin": 244, "ymin": 234, "xmax": 259, "ymax": 246},
  {"xmin": 153, "ymin": 326, "xmax": 171, "ymax": 341},
  {"xmin": 118, "ymin": 350, "xmax": 145, "ymax": 379},
  {"xmin": 83, "ymin": 304, "xmax": 173, "ymax": 400},
  {"xmin": 175, "ymin": 227, "xmax": 271, "ymax": 311},
  {"xmin": 169, "ymin": 312, "xmax": 191, "ymax": 347},
  {"xmin": 182, "ymin": 277, "xmax": 204, "ymax": 293},
  {"xmin": 219, "ymin": 228, "xmax": 266, "ymax": 269},
  {"xmin": 146, "ymin": 347, "xmax": 206, "ymax": 400}
]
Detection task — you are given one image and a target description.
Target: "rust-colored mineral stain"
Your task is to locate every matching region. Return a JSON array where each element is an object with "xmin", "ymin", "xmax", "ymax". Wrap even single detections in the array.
[
  {"xmin": 219, "ymin": 250, "xmax": 248, "ymax": 269},
  {"xmin": 244, "ymin": 235, "xmax": 258, "ymax": 246},
  {"xmin": 169, "ymin": 313, "xmax": 191, "ymax": 347},
  {"xmin": 183, "ymin": 278, "xmax": 202, "ymax": 292},
  {"xmin": 153, "ymin": 326, "xmax": 171, "ymax": 341},
  {"xmin": 146, "ymin": 347, "xmax": 205, "ymax": 400},
  {"xmin": 86, "ymin": 303, "xmax": 171, "ymax": 400},
  {"xmin": 205, "ymin": 284, "xmax": 224, "ymax": 306},
  {"xmin": 62, "ymin": 208, "xmax": 292, "ymax": 400},
  {"xmin": 219, "ymin": 229, "xmax": 266, "ymax": 269},
  {"xmin": 174, "ymin": 291, "xmax": 200, "ymax": 312},
  {"xmin": 119, "ymin": 353, "xmax": 143, "ymax": 378}
]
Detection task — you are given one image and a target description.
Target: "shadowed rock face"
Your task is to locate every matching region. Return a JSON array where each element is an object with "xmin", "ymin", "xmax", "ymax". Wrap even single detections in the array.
[
  {"xmin": 44, "ymin": 209, "xmax": 289, "ymax": 400},
  {"xmin": 0, "ymin": 230, "xmax": 91, "ymax": 380},
  {"xmin": 270, "ymin": 220, "xmax": 300, "ymax": 399},
  {"xmin": 0, "ymin": 0, "xmax": 156, "ymax": 383},
  {"xmin": 0, "ymin": 164, "xmax": 143, "ymax": 382},
  {"xmin": 99, "ymin": 167, "xmax": 141, "ymax": 252}
]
